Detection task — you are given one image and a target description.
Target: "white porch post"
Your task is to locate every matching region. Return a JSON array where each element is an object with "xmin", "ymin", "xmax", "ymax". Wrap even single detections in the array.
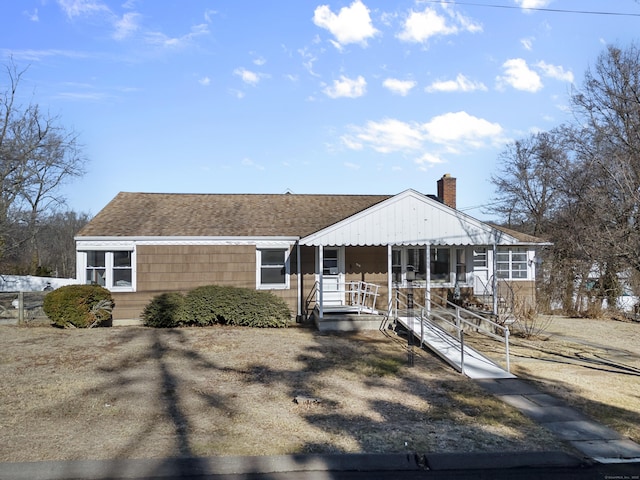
[
  {"xmin": 492, "ymin": 242, "xmax": 498, "ymax": 315},
  {"xmin": 387, "ymin": 244, "xmax": 393, "ymax": 313},
  {"xmin": 426, "ymin": 243, "xmax": 431, "ymax": 317},
  {"xmin": 318, "ymin": 245, "xmax": 324, "ymax": 319},
  {"xmin": 296, "ymin": 242, "xmax": 301, "ymax": 320}
]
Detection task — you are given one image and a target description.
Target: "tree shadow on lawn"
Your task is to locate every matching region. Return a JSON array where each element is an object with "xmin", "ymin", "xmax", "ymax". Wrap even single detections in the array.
[{"xmin": 34, "ymin": 326, "xmax": 569, "ymax": 479}]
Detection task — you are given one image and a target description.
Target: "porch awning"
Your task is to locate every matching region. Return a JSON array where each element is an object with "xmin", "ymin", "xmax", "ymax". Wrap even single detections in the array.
[{"xmin": 300, "ymin": 189, "xmax": 528, "ymax": 247}]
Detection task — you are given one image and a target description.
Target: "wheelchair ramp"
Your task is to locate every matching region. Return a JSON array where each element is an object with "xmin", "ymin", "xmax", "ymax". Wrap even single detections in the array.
[{"xmin": 397, "ymin": 315, "xmax": 515, "ymax": 379}]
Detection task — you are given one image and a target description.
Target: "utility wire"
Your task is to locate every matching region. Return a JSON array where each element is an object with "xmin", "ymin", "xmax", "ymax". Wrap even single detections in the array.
[{"xmin": 425, "ymin": 0, "xmax": 640, "ymax": 17}]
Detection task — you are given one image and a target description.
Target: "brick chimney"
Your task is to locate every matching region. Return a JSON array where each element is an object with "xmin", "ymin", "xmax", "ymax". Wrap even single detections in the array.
[{"xmin": 437, "ymin": 174, "xmax": 456, "ymax": 209}]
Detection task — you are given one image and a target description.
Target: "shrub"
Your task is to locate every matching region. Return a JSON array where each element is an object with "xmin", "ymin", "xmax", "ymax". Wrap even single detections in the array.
[
  {"xmin": 184, "ymin": 285, "xmax": 290, "ymax": 328},
  {"xmin": 142, "ymin": 292, "xmax": 187, "ymax": 328},
  {"xmin": 43, "ymin": 284, "xmax": 114, "ymax": 328}
]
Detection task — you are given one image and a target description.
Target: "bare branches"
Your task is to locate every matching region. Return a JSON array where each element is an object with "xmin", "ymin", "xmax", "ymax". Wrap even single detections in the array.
[
  {"xmin": 0, "ymin": 59, "xmax": 86, "ymax": 272},
  {"xmin": 490, "ymin": 43, "xmax": 640, "ymax": 315}
]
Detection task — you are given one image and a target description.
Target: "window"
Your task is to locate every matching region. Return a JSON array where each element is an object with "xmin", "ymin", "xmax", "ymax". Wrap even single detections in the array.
[
  {"xmin": 86, "ymin": 251, "xmax": 106, "ymax": 286},
  {"xmin": 392, "ymin": 247, "xmax": 426, "ymax": 284},
  {"xmin": 430, "ymin": 247, "xmax": 450, "ymax": 283},
  {"xmin": 473, "ymin": 248, "xmax": 487, "ymax": 269},
  {"xmin": 322, "ymin": 249, "xmax": 339, "ymax": 275},
  {"xmin": 392, "ymin": 249, "xmax": 402, "ymax": 283},
  {"xmin": 407, "ymin": 248, "xmax": 427, "ymax": 281},
  {"xmin": 393, "ymin": 246, "xmax": 471, "ymax": 285},
  {"xmin": 257, "ymin": 248, "xmax": 289, "ymax": 289},
  {"xmin": 456, "ymin": 248, "xmax": 467, "ymax": 283},
  {"xmin": 496, "ymin": 248, "xmax": 529, "ymax": 280},
  {"xmin": 84, "ymin": 250, "xmax": 133, "ymax": 290}
]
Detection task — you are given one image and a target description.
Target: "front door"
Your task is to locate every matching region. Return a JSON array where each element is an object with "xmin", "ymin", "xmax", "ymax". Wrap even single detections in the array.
[
  {"xmin": 472, "ymin": 247, "xmax": 492, "ymax": 296},
  {"xmin": 320, "ymin": 247, "xmax": 345, "ymax": 306}
]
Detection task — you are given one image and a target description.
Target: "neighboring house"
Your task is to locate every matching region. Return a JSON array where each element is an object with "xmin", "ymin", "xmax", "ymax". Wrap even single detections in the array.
[{"xmin": 75, "ymin": 175, "xmax": 547, "ymax": 326}]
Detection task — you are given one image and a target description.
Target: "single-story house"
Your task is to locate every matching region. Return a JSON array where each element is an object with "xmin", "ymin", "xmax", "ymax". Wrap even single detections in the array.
[{"xmin": 75, "ymin": 175, "xmax": 547, "ymax": 326}]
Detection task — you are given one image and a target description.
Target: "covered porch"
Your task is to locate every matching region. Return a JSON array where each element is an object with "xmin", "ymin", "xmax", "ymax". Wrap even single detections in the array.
[{"xmin": 295, "ymin": 190, "xmax": 537, "ymax": 331}]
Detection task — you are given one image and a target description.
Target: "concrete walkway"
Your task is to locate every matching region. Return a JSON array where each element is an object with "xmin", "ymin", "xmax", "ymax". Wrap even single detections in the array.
[
  {"xmin": 396, "ymin": 316, "xmax": 640, "ymax": 464},
  {"xmin": 475, "ymin": 377, "xmax": 640, "ymax": 464}
]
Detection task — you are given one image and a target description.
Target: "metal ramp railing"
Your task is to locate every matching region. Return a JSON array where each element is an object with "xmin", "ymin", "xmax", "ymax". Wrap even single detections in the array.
[
  {"xmin": 305, "ymin": 281, "xmax": 380, "ymax": 318},
  {"xmin": 385, "ymin": 288, "xmax": 513, "ymax": 378}
]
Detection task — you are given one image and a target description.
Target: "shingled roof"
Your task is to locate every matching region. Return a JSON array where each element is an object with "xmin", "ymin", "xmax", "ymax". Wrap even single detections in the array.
[{"xmin": 77, "ymin": 192, "xmax": 392, "ymax": 238}]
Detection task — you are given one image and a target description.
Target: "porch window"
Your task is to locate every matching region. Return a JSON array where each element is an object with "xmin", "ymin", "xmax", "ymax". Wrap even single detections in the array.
[
  {"xmin": 257, "ymin": 248, "xmax": 289, "ymax": 289},
  {"xmin": 84, "ymin": 250, "xmax": 133, "ymax": 290},
  {"xmin": 473, "ymin": 248, "xmax": 487, "ymax": 268},
  {"xmin": 407, "ymin": 248, "xmax": 427, "ymax": 281},
  {"xmin": 496, "ymin": 248, "xmax": 529, "ymax": 280},
  {"xmin": 456, "ymin": 248, "xmax": 467, "ymax": 283},
  {"xmin": 392, "ymin": 247, "xmax": 426, "ymax": 284},
  {"xmin": 430, "ymin": 247, "xmax": 450, "ymax": 283}
]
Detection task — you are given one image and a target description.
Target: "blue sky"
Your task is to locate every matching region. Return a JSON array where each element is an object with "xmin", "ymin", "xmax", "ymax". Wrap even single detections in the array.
[{"xmin": 2, "ymin": 1, "xmax": 639, "ymax": 219}]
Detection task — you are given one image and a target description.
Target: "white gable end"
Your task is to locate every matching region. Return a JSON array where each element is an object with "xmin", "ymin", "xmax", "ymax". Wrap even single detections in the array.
[{"xmin": 300, "ymin": 190, "xmax": 521, "ymax": 247}]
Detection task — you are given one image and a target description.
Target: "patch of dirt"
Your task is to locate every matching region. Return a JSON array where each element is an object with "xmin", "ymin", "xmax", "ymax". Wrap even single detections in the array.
[
  {"xmin": 0, "ymin": 324, "xmax": 568, "ymax": 462},
  {"xmin": 466, "ymin": 315, "xmax": 640, "ymax": 443}
]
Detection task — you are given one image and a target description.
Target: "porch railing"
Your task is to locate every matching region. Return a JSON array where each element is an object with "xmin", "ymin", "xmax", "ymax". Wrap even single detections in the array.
[
  {"xmin": 387, "ymin": 288, "xmax": 510, "ymax": 374},
  {"xmin": 305, "ymin": 281, "xmax": 380, "ymax": 317}
]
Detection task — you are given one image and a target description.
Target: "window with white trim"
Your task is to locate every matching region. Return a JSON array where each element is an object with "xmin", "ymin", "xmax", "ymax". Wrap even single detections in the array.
[
  {"xmin": 84, "ymin": 250, "xmax": 133, "ymax": 289},
  {"xmin": 496, "ymin": 248, "xmax": 529, "ymax": 280},
  {"xmin": 430, "ymin": 247, "xmax": 450, "ymax": 283},
  {"xmin": 257, "ymin": 248, "xmax": 289, "ymax": 289},
  {"xmin": 393, "ymin": 246, "xmax": 472, "ymax": 285}
]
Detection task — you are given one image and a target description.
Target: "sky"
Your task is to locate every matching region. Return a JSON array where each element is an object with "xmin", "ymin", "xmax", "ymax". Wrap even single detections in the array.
[{"xmin": 1, "ymin": 1, "xmax": 639, "ymax": 220}]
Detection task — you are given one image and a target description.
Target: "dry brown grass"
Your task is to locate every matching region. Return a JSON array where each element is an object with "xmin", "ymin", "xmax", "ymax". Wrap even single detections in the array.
[
  {"xmin": 466, "ymin": 315, "xmax": 640, "ymax": 443},
  {"xmin": 0, "ymin": 323, "xmax": 567, "ymax": 462}
]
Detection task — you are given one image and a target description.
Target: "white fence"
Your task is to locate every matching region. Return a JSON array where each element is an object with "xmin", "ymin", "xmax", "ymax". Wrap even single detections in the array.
[{"xmin": 0, "ymin": 275, "xmax": 78, "ymax": 292}]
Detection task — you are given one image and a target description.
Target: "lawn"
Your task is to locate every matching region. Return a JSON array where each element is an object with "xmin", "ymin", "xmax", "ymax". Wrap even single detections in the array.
[{"xmin": 0, "ymin": 323, "xmax": 567, "ymax": 462}]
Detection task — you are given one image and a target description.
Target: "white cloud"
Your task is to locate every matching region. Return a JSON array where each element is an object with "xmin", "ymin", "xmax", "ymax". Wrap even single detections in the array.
[
  {"xmin": 496, "ymin": 58, "xmax": 543, "ymax": 92},
  {"xmin": 146, "ymin": 23, "xmax": 209, "ymax": 48},
  {"xmin": 313, "ymin": 0, "xmax": 379, "ymax": 48},
  {"xmin": 56, "ymin": 0, "xmax": 110, "ymax": 18},
  {"xmin": 521, "ymin": 37, "xmax": 534, "ymax": 51},
  {"xmin": 382, "ymin": 78, "xmax": 417, "ymax": 96},
  {"xmin": 341, "ymin": 112, "xmax": 504, "ymax": 155},
  {"xmin": 415, "ymin": 153, "xmax": 445, "ymax": 168},
  {"xmin": 422, "ymin": 111, "xmax": 503, "ymax": 147},
  {"xmin": 397, "ymin": 6, "xmax": 481, "ymax": 43},
  {"xmin": 198, "ymin": 76, "xmax": 211, "ymax": 86},
  {"xmin": 536, "ymin": 61, "xmax": 574, "ymax": 82},
  {"xmin": 343, "ymin": 118, "xmax": 424, "ymax": 153},
  {"xmin": 515, "ymin": 0, "xmax": 552, "ymax": 10},
  {"xmin": 426, "ymin": 74, "xmax": 487, "ymax": 93},
  {"xmin": 113, "ymin": 12, "xmax": 140, "ymax": 40},
  {"xmin": 298, "ymin": 47, "xmax": 320, "ymax": 77},
  {"xmin": 23, "ymin": 9, "xmax": 39, "ymax": 21},
  {"xmin": 204, "ymin": 9, "xmax": 217, "ymax": 23},
  {"xmin": 234, "ymin": 68, "xmax": 265, "ymax": 86},
  {"xmin": 324, "ymin": 75, "xmax": 367, "ymax": 98}
]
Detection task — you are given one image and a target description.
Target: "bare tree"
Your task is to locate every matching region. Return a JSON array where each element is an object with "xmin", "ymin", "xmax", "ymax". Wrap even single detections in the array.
[
  {"xmin": 0, "ymin": 60, "xmax": 86, "ymax": 272},
  {"xmin": 488, "ymin": 43, "xmax": 640, "ymax": 315},
  {"xmin": 568, "ymin": 43, "xmax": 640, "ymax": 276},
  {"xmin": 487, "ymin": 130, "xmax": 566, "ymax": 236}
]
